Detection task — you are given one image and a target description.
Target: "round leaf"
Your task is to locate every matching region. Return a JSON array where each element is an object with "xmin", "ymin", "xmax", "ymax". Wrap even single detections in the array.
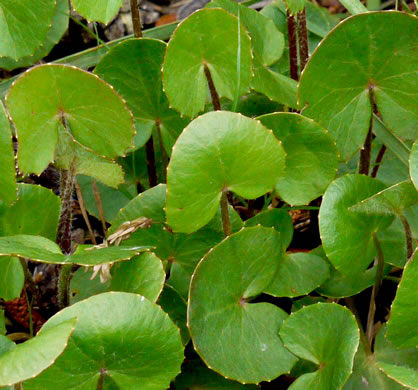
[
  {"xmin": 166, "ymin": 111, "xmax": 286, "ymax": 233},
  {"xmin": 0, "ymin": 101, "xmax": 16, "ymax": 204},
  {"xmin": 163, "ymin": 9, "xmax": 252, "ymax": 118},
  {"xmin": 0, "ymin": 184, "xmax": 60, "ymax": 240},
  {"xmin": 319, "ymin": 175, "xmax": 393, "ymax": 277},
  {"xmin": 299, "ymin": 12, "xmax": 418, "ymax": 161},
  {"xmin": 279, "ymin": 303, "xmax": 360, "ymax": 390},
  {"xmin": 264, "ymin": 252, "xmax": 330, "ymax": 298},
  {"xmin": 70, "ymin": 267, "xmax": 110, "ymax": 304},
  {"xmin": 0, "ymin": 0, "xmax": 55, "ymax": 60},
  {"xmin": 411, "ymin": 141, "xmax": 418, "ymax": 191},
  {"xmin": 0, "ymin": 318, "xmax": 76, "ymax": 387},
  {"xmin": 71, "ymin": 0, "xmax": 122, "ymax": 24},
  {"xmin": 386, "ymin": 250, "xmax": 418, "ymax": 348},
  {"xmin": 110, "ymin": 252, "xmax": 165, "ymax": 302},
  {"xmin": 258, "ymin": 113, "xmax": 339, "ymax": 205},
  {"xmin": 95, "ymin": 39, "xmax": 189, "ymax": 153},
  {"xmin": 0, "ymin": 0, "xmax": 69, "ymax": 71},
  {"xmin": 6, "ymin": 64, "xmax": 135, "ymax": 175},
  {"xmin": 188, "ymin": 227, "xmax": 297, "ymax": 384},
  {"xmin": 24, "ymin": 292, "xmax": 184, "ymax": 390}
]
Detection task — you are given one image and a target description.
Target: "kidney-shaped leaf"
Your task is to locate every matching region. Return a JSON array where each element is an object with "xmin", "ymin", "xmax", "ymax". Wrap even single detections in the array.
[
  {"xmin": 163, "ymin": 9, "xmax": 252, "ymax": 118},
  {"xmin": 188, "ymin": 227, "xmax": 297, "ymax": 384},
  {"xmin": 6, "ymin": 64, "xmax": 135, "ymax": 175},
  {"xmin": 279, "ymin": 303, "xmax": 359, "ymax": 390},
  {"xmin": 166, "ymin": 111, "xmax": 286, "ymax": 233},
  {"xmin": 71, "ymin": 0, "xmax": 122, "ymax": 24},
  {"xmin": 95, "ymin": 38, "xmax": 189, "ymax": 154},
  {"xmin": 0, "ymin": 235, "xmax": 151, "ymax": 265},
  {"xmin": 319, "ymin": 175, "xmax": 393, "ymax": 277},
  {"xmin": 299, "ymin": 12, "xmax": 418, "ymax": 161},
  {"xmin": 0, "ymin": 318, "xmax": 76, "ymax": 387},
  {"xmin": 386, "ymin": 250, "xmax": 418, "ymax": 349},
  {"xmin": 0, "ymin": 101, "xmax": 16, "ymax": 204},
  {"xmin": 24, "ymin": 292, "xmax": 184, "ymax": 390},
  {"xmin": 264, "ymin": 252, "xmax": 330, "ymax": 298},
  {"xmin": 0, "ymin": 0, "xmax": 55, "ymax": 60},
  {"xmin": 258, "ymin": 113, "xmax": 339, "ymax": 205}
]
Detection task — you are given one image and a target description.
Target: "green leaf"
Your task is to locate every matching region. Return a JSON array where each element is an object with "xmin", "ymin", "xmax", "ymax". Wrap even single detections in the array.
[
  {"xmin": 24, "ymin": 292, "xmax": 184, "ymax": 390},
  {"xmin": 299, "ymin": 12, "xmax": 418, "ymax": 161},
  {"xmin": 0, "ymin": 184, "xmax": 60, "ymax": 240},
  {"xmin": 110, "ymin": 184, "xmax": 243, "ymax": 299},
  {"xmin": 0, "ymin": 334, "xmax": 14, "ymax": 355},
  {"xmin": 207, "ymin": 0, "xmax": 284, "ymax": 66},
  {"xmin": 0, "ymin": 257, "xmax": 23, "ymax": 300},
  {"xmin": 373, "ymin": 115, "xmax": 410, "ymax": 167},
  {"xmin": 163, "ymin": 9, "xmax": 252, "ymax": 118},
  {"xmin": 258, "ymin": 113, "xmax": 339, "ymax": 205},
  {"xmin": 286, "ymin": 0, "xmax": 307, "ymax": 15},
  {"xmin": 411, "ymin": 141, "xmax": 418, "ymax": 190},
  {"xmin": 110, "ymin": 252, "xmax": 165, "ymax": 302},
  {"xmin": 279, "ymin": 303, "xmax": 359, "ymax": 390},
  {"xmin": 188, "ymin": 227, "xmax": 297, "ymax": 384},
  {"xmin": 70, "ymin": 267, "xmax": 110, "ymax": 304},
  {"xmin": 304, "ymin": 2, "xmax": 340, "ymax": 38},
  {"xmin": 166, "ymin": 111, "xmax": 286, "ymax": 233},
  {"xmin": 174, "ymin": 359, "xmax": 258, "ymax": 389},
  {"xmin": 0, "ymin": 101, "xmax": 16, "ymax": 205},
  {"xmin": 349, "ymin": 180, "xmax": 418, "ymax": 216},
  {"xmin": 245, "ymin": 208, "xmax": 294, "ymax": 250},
  {"xmin": 319, "ymin": 175, "xmax": 393, "ymax": 277},
  {"xmin": 0, "ymin": 235, "xmax": 151, "ymax": 265},
  {"xmin": 71, "ymin": 0, "xmax": 123, "ymax": 24},
  {"xmin": 264, "ymin": 252, "xmax": 331, "ymax": 297},
  {"xmin": 0, "ymin": 318, "xmax": 76, "ymax": 387},
  {"xmin": 95, "ymin": 38, "xmax": 189, "ymax": 154},
  {"xmin": 157, "ymin": 285, "xmax": 189, "ymax": 346},
  {"xmin": 386, "ymin": 251, "xmax": 418, "ymax": 348},
  {"xmin": 338, "ymin": 0, "xmax": 369, "ymax": 14},
  {"xmin": 6, "ymin": 64, "xmax": 135, "ymax": 175},
  {"xmin": 343, "ymin": 342, "xmax": 407, "ymax": 390},
  {"xmin": 251, "ymin": 62, "xmax": 298, "ymax": 108},
  {"xmin": 375, "ymin": 325, "xmax": 418, "ymax": 389},
  {"xmin": 0, "ymin": 0, "xmax": 56, "ymax": 60},
  {"xmin": 56, "ymin": 129, "xmax": 125, "ymax": 188},
  {"xmin": 0, "ymin": 0, "xmax": 69, "ymax": 71},
  {"xmin": 0, "ymin": 310, "xmax": 5, "ymax": 335}
]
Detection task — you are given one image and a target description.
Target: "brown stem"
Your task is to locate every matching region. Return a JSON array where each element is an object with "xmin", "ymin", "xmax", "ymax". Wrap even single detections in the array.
[
  {"xmin": 221, "ymin": 192, "xmax": 231, "ymax": 237},
  {"xmin": 297, "ymin": 9, "xmax": 309, "ymax": 72},
  {"xmin": 156, "ymin": 120, "xmax": 168, "ymax": 182},
  {"xmin": 287, "ymin": 10, "xmax": 299, "ymax": 81},
  {"xmin": 91, "ymin": 180, "xmax": 107, "ymax": 235},
  {"xmin": 366, "ymin": 234, "xmax": 385, "ymax": 346},
  {"xmin": 399, "ymin": 214, "xmax": 413, "ymax": 259},
  {"xmin": 130, "ymin": 0, "xmax": 143, "ymax": 38},
  {"xmin": 145, "ymin": 137, "xmax": 158, "ymax": 187},
  {"xmin": 57, "ymin": 167, "xmax": 75, "ymax": 255},
  {"xmin": 203, "ymin": 63, "xmax": 221, "ymax": 111},
  {"xmin": 371, "ymin": 145, "xmax": 387, "ymax": 178},
  {"xmin": 74, "ymin": 180, "xmax": 97, "ymax": 245},
  {"xmin": 359, "ymin": 87, "xmax": 376, "ymax": 175}
]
